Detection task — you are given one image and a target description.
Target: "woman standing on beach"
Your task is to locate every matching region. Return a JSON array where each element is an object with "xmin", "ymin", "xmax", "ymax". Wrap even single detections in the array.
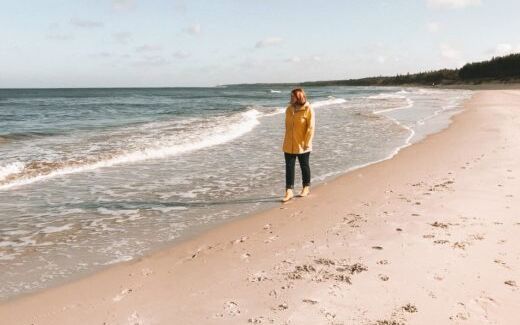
[{"xmin": 282, "ymin": 88, "xmax": 315, "ymax": 202}]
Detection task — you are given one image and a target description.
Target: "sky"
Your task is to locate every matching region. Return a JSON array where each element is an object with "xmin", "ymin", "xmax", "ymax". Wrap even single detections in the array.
[{"xmin": 1, "ymin": 0, "xmax": 520, "ymax": 88}]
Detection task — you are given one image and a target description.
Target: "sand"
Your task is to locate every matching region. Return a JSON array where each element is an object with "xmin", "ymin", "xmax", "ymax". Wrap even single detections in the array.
[{"xmin": 1, "ymin": 89, "xmax": 520, "ymax": 324}]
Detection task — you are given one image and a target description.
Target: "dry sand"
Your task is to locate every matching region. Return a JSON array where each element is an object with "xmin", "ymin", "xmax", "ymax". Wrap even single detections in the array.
[{"xmin": 1, "ymin": 90, "xmax": 520, "ymax": 325}]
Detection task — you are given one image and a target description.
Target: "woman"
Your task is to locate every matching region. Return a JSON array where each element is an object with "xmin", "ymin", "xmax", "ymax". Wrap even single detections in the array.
[{"xmin": 282, "ymin": 88, "xmax": 315, "ymax": 202}]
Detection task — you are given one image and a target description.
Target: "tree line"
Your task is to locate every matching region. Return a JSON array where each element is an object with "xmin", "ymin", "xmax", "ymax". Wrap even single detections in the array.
[{"xmin": 300, "ymin": 53, "xmax": 520, "ymax": 86}]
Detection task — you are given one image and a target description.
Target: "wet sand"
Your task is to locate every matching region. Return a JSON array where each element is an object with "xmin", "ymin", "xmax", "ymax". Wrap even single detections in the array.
[{"xmin": 1, "ymin": 89, "xmax": 520, "ymax": 324}]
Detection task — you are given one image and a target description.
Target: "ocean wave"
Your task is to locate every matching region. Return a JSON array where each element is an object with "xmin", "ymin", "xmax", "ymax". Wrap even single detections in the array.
[
  {"xmin": 257, "ymin": 97, "xmax": 348, "ymax": 117},
  {"xmin": 0, "ymin": 109, "xmax": 262, "ymax": 190},
  {"xmin": 372, "ymin": 98, "xmax": 414, "ymax": 114},
  {"xmin": 0, "ymin": 131, "xmax": 61, "ymax": 141},
  {"xmin": 313, "ymin": 97, "xmax": 347, "ymax": 108},
  {"xmin": 368, "ymin": 92, "xmax": 407, "ymax": 100},
  {"xmin": 0, "ymin": 162, "xmax": 25, "ymax": 182}
]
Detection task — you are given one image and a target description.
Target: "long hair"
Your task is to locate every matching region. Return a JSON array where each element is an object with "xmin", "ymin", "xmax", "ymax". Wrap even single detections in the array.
[{"xmin": 291, "ymin": 88, "xmax": 307, "ymax": 106}]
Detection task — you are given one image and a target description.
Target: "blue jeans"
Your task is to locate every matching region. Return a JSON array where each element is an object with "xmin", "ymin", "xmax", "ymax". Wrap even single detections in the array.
[{"xmin": 284, "ymin": 152, "xmax": 311, "ymax": 190}]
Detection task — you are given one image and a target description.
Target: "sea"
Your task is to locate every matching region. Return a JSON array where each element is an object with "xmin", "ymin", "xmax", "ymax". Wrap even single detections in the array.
[{"xmin": 0, "ymin": 85, "xmax": 472, "ymax": 300}]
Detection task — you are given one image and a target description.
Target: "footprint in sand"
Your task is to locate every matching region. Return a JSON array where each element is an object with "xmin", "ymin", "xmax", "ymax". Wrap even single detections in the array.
[
  {"xmin": 469, "ymin": 234, "xmax": 485, "ymax": 241},
  {"xmin": 463, "ymin": 296, "xmax": 499, "ymax": 323},
  {"xmin": 302, "ymin": 298, "xmax": 319, "ymax": 305},
  {"xmin": 452, "ymin": 241, "xmax": 470, "ymax": 250},
  {"xmin": 430, "ymin": 221, "xmax": 449, "ymax": 229},
  {"xmin": 504, "ymin": 280, "xmax": 517, "ymax": 287},
  {"xmin": 248, "ymin": 316, "xmax": 273, "ymax": 324},
  {"xmin": 402, "ymin": 304, "xmax": 418, "ymax": 313},
  {"xmin": 248, "ymin": 271, "xmax": 270, "ymax": 283},
  {"xmin": 112, "ymin": 288, "xmax": 133, "ymax": 302},
  {"xmin": 128, "ymin": 311, "xmax": 143, "ymax": 325},
  {"xmin": 493, "ymin": 259, "xmax": 510, "ymax": 269},
  {"xmin": 264, "ymin": 235, "xmax": 279, "ymax": 244},
  {"xmin": 222, "ymin": 301, "xmax": 241, "ymax": 317},
  {"xmin": 232, "ymin": 236, "xmax": 248, "ymax": 244}
]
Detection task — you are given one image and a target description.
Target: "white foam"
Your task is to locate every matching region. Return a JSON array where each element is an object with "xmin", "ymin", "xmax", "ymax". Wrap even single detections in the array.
[
  {"xmin": 373, "ymin": 98, "xmax": 414, "ymax": 114},
  {"xmin": 313, "ymin": 97, "xmax": 347, "ymax": 108},
  {"xmin": 0, "ymin": 109, "xmax": 262, "ymax": 190},
  {"xmin": 372, "ymin": 93, "xmax": 416, "ymax": 146},
  {"xmin": 368, "ymin": 92, "xmax": 406, "ymax": 100},
  {"xmin": 258, "ymin": 107, "xmax": 285, "ymax": 117},
  {"xmin": 0, "ymin": 162, "xmax": 25, "ymax": 181},
  {"xmin": 260, "ymin": 97, "xmax": 347, "ymax": 118},
  {"xmin": 41, "ymin": 224, "xmax": 73, "ymax": 234}
]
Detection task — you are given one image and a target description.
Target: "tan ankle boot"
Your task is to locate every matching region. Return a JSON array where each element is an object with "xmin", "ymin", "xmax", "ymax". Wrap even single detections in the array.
[
  {"xmin": 282, "ymin": 189, "xmax": 294, "ymax": 202},
  {"xmin": 299, "ymin": 186, "xmax": 310, "ymax": 197}
]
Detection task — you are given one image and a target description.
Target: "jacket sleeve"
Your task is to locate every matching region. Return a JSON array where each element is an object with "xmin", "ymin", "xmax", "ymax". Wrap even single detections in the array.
[{"xmin": 303, "ymin": 106, "xmax": 315, "ymax": 148}]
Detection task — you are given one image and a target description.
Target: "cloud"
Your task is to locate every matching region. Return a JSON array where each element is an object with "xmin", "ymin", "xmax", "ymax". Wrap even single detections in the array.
[
  {"xmin": 427, "ymin": 22, "xmax": 440, "ymax": 33},
  {"xmin": 70, "ymin": 18, "xmax": 104, "ymax": 28},
  {"xmin": 173, "ymin": 0, "xmax": 187, "ymax": 13},
  {"xmin": 112, "ymin": 0, "xmax": 135, "ymax": 12},
  {"xmin": 286, "ymin": 56, "xmax": 301, "ymax": 63},
  {"xmin": 113, "ymin": 32, "xmax": 132, "ymax": 44},
  {"xmin": 90, "ymin": 52, "xmax": 112, "ymax": 59},
  {"xmin": 493, "ymin": 43, "xmax": 520, "ymax": 57},
  {"xmin": 312, "ymin": 56, "xmax": 322, "ymax": 62},
  {"xmin": 173, "ymin": 51, "xmax": 191, "ymax": 59},
  {"xmin": 377, "ymin": 55, "xmax": 387, "ymax": 64},
  {"xmin": 46, "ymin": 33, "xmax": 74, "ymax": 41},
  {"xmin": 427, "ymin": 0, "xmax": 481, "ymax": 9},
  {"xmin": 440, "ymin": 43, "xmax": 461, "ymax": 60},
  {"xmin": 255, "ymin": 37, "xmax": 283, "ymax": 48},
  {"xmin": 133, "ymin": 56, "xmax": 169, "ymax": 67},
  {"xmin": 183, "ymin": 24, "xmax": 201, "ymax": 35},
  {"xmin": 135, "ymin": 44, "xmax": 162, "ymax": 52}
]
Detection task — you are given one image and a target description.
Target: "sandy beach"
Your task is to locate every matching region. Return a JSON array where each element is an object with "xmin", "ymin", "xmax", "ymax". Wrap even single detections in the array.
[{"xmin": 1, "ymin": 89, "xmax": 520, "ymax": 324}]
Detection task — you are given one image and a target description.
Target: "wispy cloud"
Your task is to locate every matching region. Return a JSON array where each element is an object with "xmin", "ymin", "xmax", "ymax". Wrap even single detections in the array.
[
  {"xmin": 183, "ymin": 24, "xmax": 201, "ymax": 35},
  {"xmin": 113, "ymin": 32, "xmax": 132, "ymax": 44},
  {"xmin": 440, "ymin": 43, "xmax": 461, "ymax": 60},
  {"xmin": 112, "ymin": 0, "xmax": 136, "ymax": 12},
  {"xmin": 133, "ymin": 56, "xmax": 169, "ymax": 67},
  {"xmin": 90, "ymin": 52, "xmax": 112, "ymax": 59},
  {"xmin": 427, "ymin": 0, "xmax": 481, "ymax": 9},
  {"xmin": 285, "ymin": 56, "xmax": 301, "ymax": 63},
  {"xmin": 427, "ymin": 21, "xmax": 440, "ymax": 32},
  {"xmin": 440, "ymin": 43, "xmax": 467, "ymax": 67},
  {"xmin": 173, "ymin": 51, "xmax": 191, "ymax": 59},
  {"xmin": 255, "ymin": 37, "xmax": 283, "ymax": 49},
  {"xmin": 377, "ymin": 55, "xmax": 387, "ymax": 64},
  {"xmin": 70, "ymin": 18, "xmax": 104, "ymax": 28},
  {"xmin": 135, "ymin": 44, "xmax": 162, "ymax": 52},
  {"xmin": 46, "ymin": 33, "xmax": 74, "ymax": 41},
  {"xmin": 492, "ymin": 43, "xmax": 520, "ymax": 57},
  {"xmin": 173, "ymin": 0, "xmax": 187, "ymax": 13}
]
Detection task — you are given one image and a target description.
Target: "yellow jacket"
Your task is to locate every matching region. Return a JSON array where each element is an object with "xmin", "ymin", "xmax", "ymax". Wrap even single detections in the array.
[{"xmin": 282, "ymin": 102, "xmax": 315, "ymax": 154}]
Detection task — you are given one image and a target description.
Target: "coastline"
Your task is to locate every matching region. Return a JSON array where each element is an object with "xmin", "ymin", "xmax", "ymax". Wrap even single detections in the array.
[{"xmin": 2, "ymin": 89, "xmax": 520, "ymax": 324}]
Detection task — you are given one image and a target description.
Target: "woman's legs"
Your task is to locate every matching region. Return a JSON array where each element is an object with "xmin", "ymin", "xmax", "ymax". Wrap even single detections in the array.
[
  {"xmin": 284, "ymin": 153, "xmax": 297, "ymax": 189},
  {"xmin": 297, "ymin": 152, "xmax": 311, "ymax": 187}
]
